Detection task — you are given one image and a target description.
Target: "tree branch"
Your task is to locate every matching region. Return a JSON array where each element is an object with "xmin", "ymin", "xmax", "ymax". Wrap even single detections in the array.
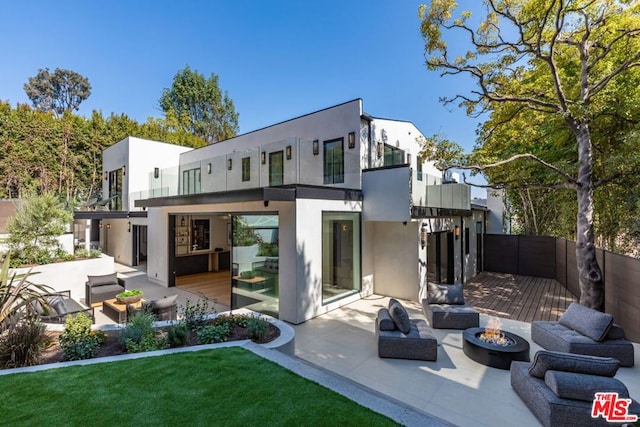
[{"xmin": 450, "ymin": 153, "xmax": 579, "ymax": 187}]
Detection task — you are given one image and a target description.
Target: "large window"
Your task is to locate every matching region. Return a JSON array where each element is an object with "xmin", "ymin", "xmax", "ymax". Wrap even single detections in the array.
[
  {"xmin": 182, "ymin": 168, "xmax": 201, "ymax": 195},
  {"xmin": 322, "ymin": 212, "xmax": 361, "ymax": 304},
  {"xmin": 242, "ymin": 157, "xmax": 251, "ymax": 182},
  {"xmin": 108, "ymin": 169, "xmax": 123, "ymax": 211},
  {"xmin": 323, "ymin": 138, "xmax": 344, "ymax": 184},
  {"xmin": 231, "ymin": 214, "xmax": 279, "ymax": 318},
  {"xmin": 417, "ymin": 156, "xmax": 423, "ymax": 181}
]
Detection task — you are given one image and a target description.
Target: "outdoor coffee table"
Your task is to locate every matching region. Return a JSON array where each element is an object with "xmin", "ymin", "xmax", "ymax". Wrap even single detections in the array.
[{"xmin": 102, "ymin": 298, "xmax": 145, "ymax": 324}]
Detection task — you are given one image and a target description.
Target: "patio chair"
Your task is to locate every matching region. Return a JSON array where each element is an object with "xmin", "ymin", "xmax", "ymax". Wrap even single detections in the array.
[
  {"xmin": 85, "ymin": 273, "xmax": 125, "ymax": 306},
  {"xmin": 31, "ymin": 290, "xmax": 95, "ymax": 324},
  {"xmin": 127, "ymin": 295, "xmax": 178, "ymax": 322},
  {"xmin": 421, "ymin": 283, "xmax": 479, "ymax": 329}
]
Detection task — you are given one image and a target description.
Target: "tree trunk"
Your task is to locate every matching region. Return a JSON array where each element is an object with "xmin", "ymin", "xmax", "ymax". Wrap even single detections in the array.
[{"xmin": 574, "ymin": 123, "xmax": 604, "ymax": 311}]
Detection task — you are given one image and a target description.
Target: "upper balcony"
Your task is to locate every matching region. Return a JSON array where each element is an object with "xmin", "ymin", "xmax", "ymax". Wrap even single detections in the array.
[
  {"xmin": 134, "ymin": 137, "xmax": 361, "ymax": 206},
  {"xmin": 362, "ymin": 165, "xmax": 471, "ymax": 222}
]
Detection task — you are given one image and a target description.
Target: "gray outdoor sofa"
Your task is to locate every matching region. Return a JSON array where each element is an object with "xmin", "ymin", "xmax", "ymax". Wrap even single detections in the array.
[
  {"xmin": 85, "ymin": 273, "xmax": 125, "ymax": 307},
  {"xmin": 532, "ymin": 302, "xmax": 635, "ymax": 367},
  {"xmin": 375, "ymin": 298, "xmax": 437, "ymax": 361},
  {"xmin": 511, "ymin": 350, "xmax": 640, "ymax": 426},
  {"xmin": 421, "ymin": 283, "xmax": 479, "ymax": 329}
]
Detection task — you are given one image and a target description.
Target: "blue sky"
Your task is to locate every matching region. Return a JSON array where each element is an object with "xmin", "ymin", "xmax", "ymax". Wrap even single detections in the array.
[{"xmin": 0, "ymin": 0, "xmax": 486, "ymax": 196}]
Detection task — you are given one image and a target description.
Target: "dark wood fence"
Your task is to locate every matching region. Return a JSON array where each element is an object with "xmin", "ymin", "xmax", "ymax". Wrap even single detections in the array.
[{"xmin": 485, "ymin": 234, "xmax": 640, "ymax": 342}]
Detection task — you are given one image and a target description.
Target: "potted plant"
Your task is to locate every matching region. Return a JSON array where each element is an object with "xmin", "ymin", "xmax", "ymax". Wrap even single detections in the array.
[{"xmin": 115, "ymin": 289, "xmax": 143, "ymax": 304}]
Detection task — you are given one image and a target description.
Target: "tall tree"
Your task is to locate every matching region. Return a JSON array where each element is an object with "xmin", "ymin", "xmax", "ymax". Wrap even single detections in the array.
[
  {"xmin": 419, "ymin": 0, "xmax": 640, "ymax": 310},
  {"xmin": 24, "ymin": 68, "xmax": 91, "ymax": 117},
  {"xmin": 159, "ymin": 65, "xmax": 239, "ymax": 143}
]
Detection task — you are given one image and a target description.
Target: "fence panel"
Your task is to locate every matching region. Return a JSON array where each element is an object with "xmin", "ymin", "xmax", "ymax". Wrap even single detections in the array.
[
  {"xmin": 565, "ymin": 240, "xmax": 581, "ymax": 298},
  {"xmin": 556, "ymin": 238, "xmax": 567, "ymax": 287},
  {"xmin": 518, "ymin": 235, "xmax": 556, "ymax": 278},
  {"xmin": 604, "ymin": 251, "xmax": 640, "ymax": 343},
  {"xmin": 484, "ymin": 234, "xmax": 519, "ymax": 274}
]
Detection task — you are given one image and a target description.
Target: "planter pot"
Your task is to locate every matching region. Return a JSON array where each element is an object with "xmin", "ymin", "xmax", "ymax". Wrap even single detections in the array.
[{"xmin": 116, "ymin": 295, "xmax": 142, "ymax": 304}]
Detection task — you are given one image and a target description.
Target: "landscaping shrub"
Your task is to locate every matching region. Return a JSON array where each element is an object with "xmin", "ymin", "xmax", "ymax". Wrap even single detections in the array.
[
  {"xmin": 0, "ymin": 315, "xmax": 49, "ymax": 368},
  {"xmin": 247, "ymin": 315, "xmax": 269, "ymax": 342},
  {"xmin": 230, "ymin": 313, "xmax": 251, "ymax": 328},
  {"xmin": 181, "ymin": 298, "xmax": 211, "ymax": 332},
  {"xmin": 197, "ymin": 324, "xmax": 231, "ymax": 344},
  {"xmin": 119, "ymin": 311, "xmax": 156, "ymax": 348},
  {"xmin": 125, "ymin": 333, "xmax": 167, "ymax": 353},
  {"xmin": 167, "ymin": 322, "xmax": 189, "ymax": 348},
  {"xmin": 58, "ymin": 313, "xmax": 106, "ymax": 361}
]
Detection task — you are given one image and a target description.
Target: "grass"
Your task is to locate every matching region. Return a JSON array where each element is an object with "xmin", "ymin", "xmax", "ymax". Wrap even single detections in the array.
[{"xmin": 0, "ymin": 347, "xmax": 399, "ymax": 426}]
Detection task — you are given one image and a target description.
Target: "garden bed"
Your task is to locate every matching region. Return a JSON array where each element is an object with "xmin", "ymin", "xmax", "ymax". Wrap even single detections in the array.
[{"xmin": 4, "ymin": 315, "xmax": 280, "ymax": 370}]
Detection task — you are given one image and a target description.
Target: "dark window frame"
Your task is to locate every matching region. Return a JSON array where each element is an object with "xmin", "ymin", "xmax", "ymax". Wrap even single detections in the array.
[
  {"xmin": 242, "ymin": 157, "xmax": 251, "ymax": 182},
  {"xmin": 323, "ymin": 138, "xmax": 345, "ymax": 184}
]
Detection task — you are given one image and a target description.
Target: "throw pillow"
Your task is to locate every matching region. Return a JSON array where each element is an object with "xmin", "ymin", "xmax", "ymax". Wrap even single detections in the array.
[
  {"xmin": 544, "ymin": 370, "xmax": 629, "ymax": 402},
  {"xmin": 606, "ymin": 323, "xmax": 626, "ymax": 340},
  {"xmin": 558, "ymin": 303, "xmax": 613, "ymax": 342},
  {"xmin": 528, "ymin": 350, "xmax": 619, "ymax": 379},
  {"xmin": 87, "ymin": 273, "xmax": 118, "ymax": 286},
  {"xmin": 427, "ymin": 283, "xmax": 465, "ymax": 305},
  {"xmin": 377, "ymin": 308, "xmax": 396, "ymax": 331},
  {"xmin": 388, "ymin": 300, "xmax": 411, "ymax": 334}
]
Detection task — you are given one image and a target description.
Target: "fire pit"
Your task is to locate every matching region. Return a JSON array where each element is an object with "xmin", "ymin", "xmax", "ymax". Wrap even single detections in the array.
[{"xmin": 462, "ymin": 318, "xmax": 530, "ymax": 370}]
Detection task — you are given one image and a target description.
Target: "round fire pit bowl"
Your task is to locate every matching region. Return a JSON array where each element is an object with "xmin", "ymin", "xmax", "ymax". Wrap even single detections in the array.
[{"xmin": 462, "ymin": 327, "xmax": 530, "ymax": 370}]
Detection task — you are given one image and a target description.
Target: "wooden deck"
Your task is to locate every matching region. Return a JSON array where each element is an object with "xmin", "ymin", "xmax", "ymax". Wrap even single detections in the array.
[{"xmin": 464, "ymin": 272, "xmax": 578, "ymax": 322}]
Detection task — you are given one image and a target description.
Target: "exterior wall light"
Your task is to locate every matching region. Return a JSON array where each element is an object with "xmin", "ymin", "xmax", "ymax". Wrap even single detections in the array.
[
  {"xmin": 454, "ymin": 225, "xmax": 460, "ymax": 240},
  {"xmin": 122, "ymin": 165, "xmax": 126, "ymax": 176},
  {"xmin": 154, "ymin": 167, "xmax": 159, "ymax": 179},
  {"xmin": 286, "ymin": 145, "xmax": 292, "ymax": 160},
  {"xmin": 227, "ymin": 158, "xmax": 232, "ymax": 171},
  {"xmin": 106, "ymin": 223, "xmax": 111, "ymax": 230},
  {"xmin": 207, "ymin": 163, "xmax": 212, "ymax": 174},
  {"xmin": 127, "ymin": 221, "xmax": 131, "ymax": 232},
  {"xmin": 348, "ymin": 132, "xmax": 355, "ymax": 149},
  {"xmin": 261, "ymin": 151, "xmax": 266, "ymax": 164},
  {"xmin": 313, "ymin": 140, "xmax": 319, "ymax": 155},
  {"xmin": 104, "ymin": 171, "xmax": 108, "ymax": 180}
]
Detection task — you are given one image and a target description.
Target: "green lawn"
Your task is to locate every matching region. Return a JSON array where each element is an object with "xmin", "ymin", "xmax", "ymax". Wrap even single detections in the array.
[{"xmin": 0, "ymin": 347, "xmax": 399, "ymax": 426}]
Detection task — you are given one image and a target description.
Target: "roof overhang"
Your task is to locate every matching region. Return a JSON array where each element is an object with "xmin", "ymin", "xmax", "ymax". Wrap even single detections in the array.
[
  {"xmin": 135, "ymin": 185, "xmax": 363, "ymax": 208},
  {"xmin": 73, "ymin": 211, "xmax": 147, "ymax": 220},
  {"xmin": 411, "ymin": 206, "xmax": 473, "ymax": 218}
]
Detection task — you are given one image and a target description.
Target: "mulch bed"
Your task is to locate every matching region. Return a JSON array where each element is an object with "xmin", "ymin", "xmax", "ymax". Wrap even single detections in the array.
[{"xmin": 35, "ymin": 323, "xmax": 280, "ymax": 367}]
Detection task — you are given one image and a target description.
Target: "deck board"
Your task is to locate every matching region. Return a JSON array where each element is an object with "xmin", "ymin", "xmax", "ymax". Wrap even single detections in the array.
[{"xmin": 465, "ymin": 272, "xmax": 578, "ymax": 322}]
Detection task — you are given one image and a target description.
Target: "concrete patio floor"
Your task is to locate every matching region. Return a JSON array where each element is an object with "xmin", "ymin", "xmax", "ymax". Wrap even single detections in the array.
[{"xmin": 292, "ymin": 295, "xmax": 640, "ymax": 427}]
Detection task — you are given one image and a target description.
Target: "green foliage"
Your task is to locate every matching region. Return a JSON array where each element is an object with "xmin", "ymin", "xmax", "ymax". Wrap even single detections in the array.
[
  {"xmin": 115, "ymin": 289, "xmax": 143, "ymax": 299},
  {"xmin": 246, "ymin": 315, "xmax": 269, "ymax": 342},
  {"xmin": 0, "ymin": 254, "xmax": 52, "ymax": 333},
  {"xmin": 0, "ymin": 100, "xmax": 206, "ymax": 203},
  {"xmin": 239, "ymin": 270, "xmax": 255, "ymax": 279},
  {"xmin": 58, "ymin": 313, "xmax": 106, "ymax": 361},
  {"xmin": 23, "ymin": 68, "xmax": 91, "ymax": 116},
  {"xmin": 119, "ymin": 311, "xmax": 156, "ymax": 349},
  {"xmin": 167, "ymin": 322, "xmax": 189, "ymax": 348},
  {"xmin": 180, "ymin": 298, "xmax": 211, "ymax": 332},
  {"xmin": 74, "ymin": 248, "xmax": 102, "ymax": 259},
  {"xmin": 6, "ymin": 193, "xmax": 73, "ymax": 266},
  {"xmin": 159, "ymin": 65, "xmax": 239, "ymax": 143},
  {"xmin": 257, "ymin": 243, "xmax": 278, "ymax": 257},
  {"xmin": 0, "ymin": 315, "xmax": 49, "ymax": 368},
  {"xmin": 196, "ymin": 323, "xmax": 231, "ymax": 344},
  {"xmin": 125, "ymin": 333, "xmax": 167, "ymax": 353}
]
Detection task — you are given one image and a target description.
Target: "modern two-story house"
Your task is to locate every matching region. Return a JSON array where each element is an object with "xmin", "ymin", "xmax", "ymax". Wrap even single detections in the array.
[{"xmin": 74, "ymin": 99, "xmax": 487, "ymax": 324}]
